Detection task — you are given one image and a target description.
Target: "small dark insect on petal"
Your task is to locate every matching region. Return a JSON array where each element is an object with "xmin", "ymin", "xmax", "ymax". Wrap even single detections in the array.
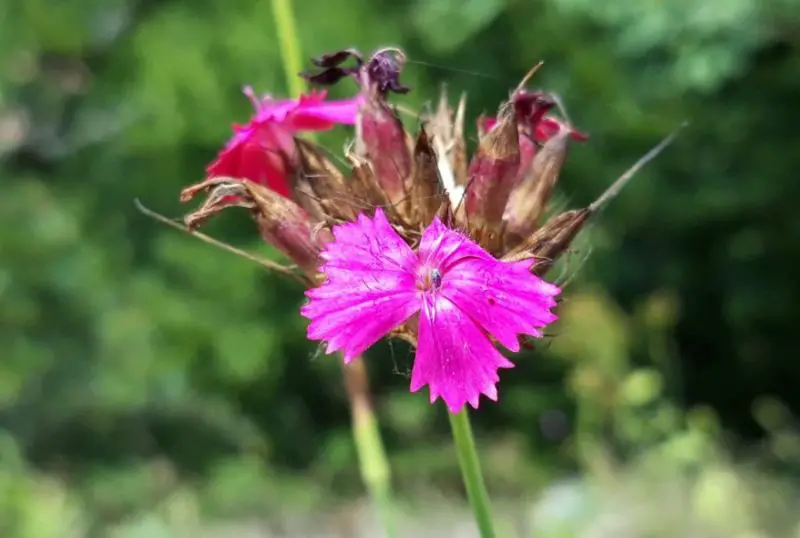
[{"xmin": 431, "ymin": 268, "xmax": 442, "ymax": 289}]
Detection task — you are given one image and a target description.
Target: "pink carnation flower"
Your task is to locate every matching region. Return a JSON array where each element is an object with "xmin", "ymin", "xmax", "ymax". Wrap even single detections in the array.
[
  {"xmin": 207, "ymin": 88, "xmax": 361, "ymax": 197},
  {"xmin": 300, "ymin": 208, "xmax": 560, "ymax": 413}
]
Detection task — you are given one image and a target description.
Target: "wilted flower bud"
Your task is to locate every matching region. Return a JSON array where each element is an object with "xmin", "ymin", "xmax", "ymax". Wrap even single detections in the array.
[
  {"xmin": 304, "ymin": 48, "xmax": 415, "ymax": 219},
  {"xmin": 181, "ymin": 177, "xmax": 329, "ymax": 276},
  {"xmin": 503, "ymin": 208, "xmax": 590, "ymax": 276},
  {"xmin": 462, "ymin": 104, "xmax": 520, "ymax": 249},
  {"xmin": 503, "ymin": 130, "xmax": 571, "ymax": 247},
  {"xmin": 356, "ymin": 91, "xmax": 413, "ymax": 216}
]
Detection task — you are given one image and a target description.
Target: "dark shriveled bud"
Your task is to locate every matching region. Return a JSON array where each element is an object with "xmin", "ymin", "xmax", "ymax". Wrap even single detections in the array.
[
  {"xmin": 365, "ymin": 49, "xmax": 410, "ymax": 95},
  {"xmin": 302, "ymin": 48, "xmax": 363, "ymax": 88},
  {"xmin": 310, "ymin": 48, "xmax": 363, "ymax": 69},
  {"xmin": 463, "ymin": 103, "xmax": 520, "ymax": 238},
  {"xmin": 503, "ymin": 130, "xmax": 570, "ymax": 247},
  {"xmin": 303, "ymin": 47, "xmax": 410, "ymax": 97},
  {"xmin": 181, "ymin": 178, "xmax": 330, "ymax": 276}
]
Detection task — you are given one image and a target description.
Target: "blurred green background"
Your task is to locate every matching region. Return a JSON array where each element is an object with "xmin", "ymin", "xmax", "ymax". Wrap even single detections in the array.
[{"xmin": 3, "ymin": 0, "xmax": 800, "ymax": 536}]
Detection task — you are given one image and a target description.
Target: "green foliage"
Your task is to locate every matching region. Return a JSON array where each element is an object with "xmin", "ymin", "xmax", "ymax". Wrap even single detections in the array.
[{"xmin": 2, "ymin": 0, "xmax": 800, "ymax": 535}]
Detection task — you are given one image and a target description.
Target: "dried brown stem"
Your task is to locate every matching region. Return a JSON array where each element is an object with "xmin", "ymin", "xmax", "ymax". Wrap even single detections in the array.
[
  {"xmin": 589, "ymin": 122, "xmax": 688, "ymax": 213},
  {"xmin": 134, "ymin": 198, "xmax": 306, "ymax": 284}
]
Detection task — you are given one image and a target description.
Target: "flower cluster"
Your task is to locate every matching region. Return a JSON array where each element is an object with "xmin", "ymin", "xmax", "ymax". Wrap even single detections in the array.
[{"xmin": 181, "ymin": 47, "xmax": 616, "ymax": 413}]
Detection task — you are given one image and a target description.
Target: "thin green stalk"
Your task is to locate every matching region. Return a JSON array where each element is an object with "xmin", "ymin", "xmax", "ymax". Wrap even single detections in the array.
[
  {"xmin": 346, "ymin": 361, "xmax": 397, "ymax": 538},
  {"xmin": 268, "ymin": 4, "xmax": 395, "ymax": 535},
  {"xmin": 448, "ymin": 409, "xmax": 497, "ymax": 538},
  {"xmin": 269, "ymin": 0, "xmax": 306, "ymax": 98}
]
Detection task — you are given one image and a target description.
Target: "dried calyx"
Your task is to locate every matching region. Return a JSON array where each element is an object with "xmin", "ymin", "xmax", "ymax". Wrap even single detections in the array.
[
  {"xmin": 302, "ymin": 47, "xmax": 410, "ymax": 96},
  {"xmin": 182, "ymin": 46, "xmax": 678, "ymax": 284}
]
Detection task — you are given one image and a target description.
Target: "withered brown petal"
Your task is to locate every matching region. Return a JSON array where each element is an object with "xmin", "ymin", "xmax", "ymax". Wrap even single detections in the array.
[
  {"xmin": 311, "ymin": 48, "xmax": 363, "ymax": 68},
  {"xmin": 346, "ymin": 152, "xmax": 402, "ymax": 223},
  {"xmin": 450, "ymin": 93, "xmax": 469, "ymax": 187},
  {"xmin": 182, "ymin": 177, "xmax": 327, "ymax": 276},
  {"xmin": 292, "ymin": 138, "xmax": 358, "ymax": 223},
  {"xmin": 301, "ymin": 67, "xmax": 353, "ymax": 87},
  {"xmin": 409, "ymin": 127, "xmax": 447, "ymax": 228}
]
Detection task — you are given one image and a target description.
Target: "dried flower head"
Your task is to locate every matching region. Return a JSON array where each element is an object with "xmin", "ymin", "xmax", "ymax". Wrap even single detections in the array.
[{"xmin": 180, "ymin": 46, "xmax": 680, "ymax": 412}]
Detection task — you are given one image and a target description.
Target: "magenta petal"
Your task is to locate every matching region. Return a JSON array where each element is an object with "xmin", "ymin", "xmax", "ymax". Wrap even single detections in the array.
[
  {"xmin": 255, "ymin": 98, "xmax": 298, "ymax": 123},
  {"xmin": 412, "ymin": 294, "xmax": 513, "ymax": 413},
  {"xmin": 303, "ymin": 289, "xmax": 419, "ymax": 362},
  {"xmin": 253, "ymin": 90, "xmax": 327, "ymax": 123},
  {"xmin": 417, "ymin": 217, "xmax": 493, "ymax": 272},
  {"xmin": 416, "ymin": 218, "xmax": 559, "ymax": 351},
  {"xmin": 443, "ymin": 257, "xmax": 560, "ymax": 351},
  {"xmin": 290, "ymin": 96, "xmax": 363, "ymax": 129},
  {"xmin": 206, "ymin": 121, "xmax": 294, "ymax": 197},
  {"xmin": 252, "ymin": 89, "xmax": 359, "ymax": 130},
  {"xmin": 301, "ymin": 209, "xmax": 422, "ymax": 362},
  {"xmin": 321, "ymin": 209, "xmax": 419, "ymax": 277}
]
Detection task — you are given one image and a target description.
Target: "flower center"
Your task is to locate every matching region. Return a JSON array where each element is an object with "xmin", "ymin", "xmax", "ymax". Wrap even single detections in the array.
[{"xmin": 418, "ymin": 266, "xmax": 443, "ymax": 292}]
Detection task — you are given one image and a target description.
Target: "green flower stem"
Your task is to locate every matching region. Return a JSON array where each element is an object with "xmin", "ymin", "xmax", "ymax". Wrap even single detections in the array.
[
  {"xmin": 342, "ymin": 360, "xmax": 397, "ymax": 538},
  {"xmin": 448, "ymin": 409, "xmax": 497, "ymax": 538},
  {"xmin": 269, "ymin": 4, "xmax": 394, "ymax": 535},
  {"xmin": 269, "ymin": 0, "xmax": 306, "ymax": 99}
]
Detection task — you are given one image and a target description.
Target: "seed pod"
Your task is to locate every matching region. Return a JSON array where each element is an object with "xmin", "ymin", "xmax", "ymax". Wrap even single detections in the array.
[
  {"xmin": 462, "ymin": 103, "xmax": 520, "ymax": 240},
  {"xmin": 356, "ymin": 91, "xmax": 412, "ymax": 216},
  {"xmin": 514, "ymin": 133, "xmax": 538, "ymax": 187},
  {"xmin": 503, "ymin": 130, "xmax": 570, "ymax": 248}
]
